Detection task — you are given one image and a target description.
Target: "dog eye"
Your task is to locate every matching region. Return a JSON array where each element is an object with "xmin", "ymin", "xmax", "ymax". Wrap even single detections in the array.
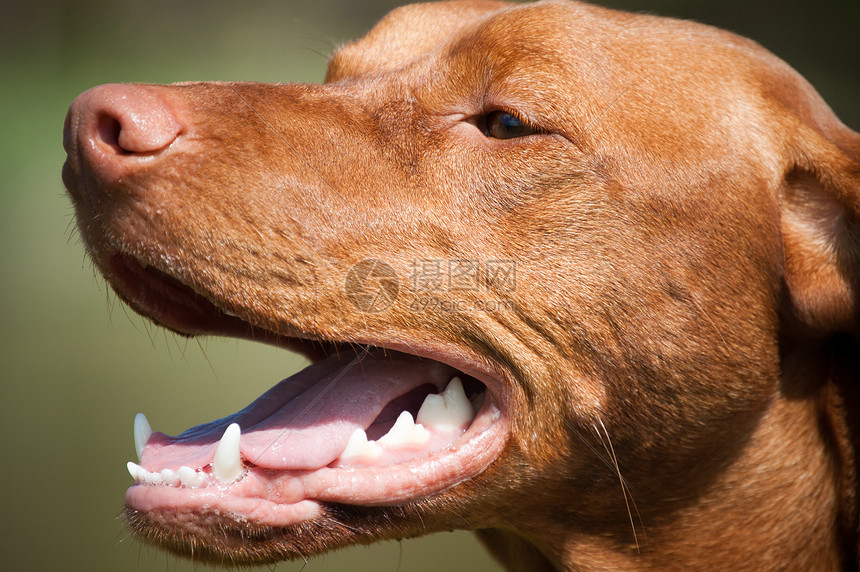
[{"xmin": 481, "ymin": 110, "xmax": 539, "ymax": 139}]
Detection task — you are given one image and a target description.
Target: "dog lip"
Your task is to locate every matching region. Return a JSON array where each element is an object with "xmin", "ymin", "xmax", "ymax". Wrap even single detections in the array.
[
  {"xmin": 105, "ymin": 252, "xmax": 248, "ymax": 336},
  {"xmin": 104, "ymin": 251, "xmax": 334, "ymax": 361},
  {"xmin": 126, "ymin": 403, "xmax": 506, "ymax": 518}
]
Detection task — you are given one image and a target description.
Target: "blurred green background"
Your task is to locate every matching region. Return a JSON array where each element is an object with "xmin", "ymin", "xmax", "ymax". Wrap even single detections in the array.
[{"xmin": 0, "ymin": 1, "xmax": 856, "ymax": 571}]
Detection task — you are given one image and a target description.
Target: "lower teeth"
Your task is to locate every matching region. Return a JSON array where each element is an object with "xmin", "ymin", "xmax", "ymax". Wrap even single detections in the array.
[{"xmin": 128, "ymin": 377, "xmax": 484, "ymax": 486}]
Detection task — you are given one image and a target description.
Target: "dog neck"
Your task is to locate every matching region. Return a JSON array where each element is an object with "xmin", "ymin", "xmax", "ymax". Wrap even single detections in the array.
[{"xmin": 483, "ymin": 375, "xmax": 851, "ymax": 571}]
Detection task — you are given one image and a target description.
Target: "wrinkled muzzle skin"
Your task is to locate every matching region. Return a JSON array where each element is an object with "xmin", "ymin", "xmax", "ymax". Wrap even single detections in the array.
[{"xmin": 62, "ymin": 1, "xmax": 860, "ymax": 570}]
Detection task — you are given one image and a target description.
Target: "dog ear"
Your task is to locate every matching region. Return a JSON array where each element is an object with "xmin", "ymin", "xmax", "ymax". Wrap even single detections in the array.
[
  {"xmin": 780, "ymin": 118, "xmax": 860, "ymax": 339},
  {"xmin": 779, "ymin": 112, "xmax": 860, "ymax": 565}
]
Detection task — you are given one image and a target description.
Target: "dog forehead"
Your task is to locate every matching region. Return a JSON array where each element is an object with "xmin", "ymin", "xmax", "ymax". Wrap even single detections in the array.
[
  {"xmin": 326, "ymin": 0, "xmax": 608, "ymax": 83},
  {"xmin": 328, "ymin": 0, "xmax": 710, "ymax": 77},
  {"xmin": 327, "ymin": 1, "xmax": 768, "ymax": 108},
  {"xmin": 326, "ymin": 1, "xmax": 505, "ymax": 82}
]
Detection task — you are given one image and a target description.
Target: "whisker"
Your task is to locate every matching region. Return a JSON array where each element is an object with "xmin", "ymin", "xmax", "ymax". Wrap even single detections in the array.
[{"xmin": 594, "ymin": 419, "xmax": 646, "ymax": 552}]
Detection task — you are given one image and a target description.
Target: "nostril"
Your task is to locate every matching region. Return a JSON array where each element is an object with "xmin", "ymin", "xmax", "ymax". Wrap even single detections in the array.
[
  {"xmin": 97, "ymin": 113, "xmax": 125, "ymax": 154},
  {"xmin": 65, "ymin": 83, "xmax": 183, "ymax": 163}
]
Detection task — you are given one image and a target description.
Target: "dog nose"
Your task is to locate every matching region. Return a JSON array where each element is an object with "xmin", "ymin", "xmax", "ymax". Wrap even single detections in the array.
[{"xmin": 63, "ymin": 83, "xmax": 182, "ymax": 184}]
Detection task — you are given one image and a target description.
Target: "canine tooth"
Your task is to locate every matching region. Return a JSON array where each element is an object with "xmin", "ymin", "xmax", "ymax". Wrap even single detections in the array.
[
  {"xmin": 160, "ymin": 468, "xmax": 180, "ymax": 486},
  {"xmin": 127, "ymin": 461, "xmax": 143, "ymax": 482},
  {"xmin": 416, "ymin": 377, "xmax": 475, "ymax": 431},
  {"xmin": 133, "ymin": 413, "xmax": 152, "ymax": 460},
  {"xmin": 213, "ymin": 423, "xmax": 243, "ymax": 484},
  {"xmin": 378, "ymin": 411, "xmax": 430, "ymax": 446},
  {"xmin": 340, "ymin": 428, "xmax": 382, "ymax": 461},
  {"xmin": 177, "ymin": 465, "xmax": 205, "ymax": 488}
]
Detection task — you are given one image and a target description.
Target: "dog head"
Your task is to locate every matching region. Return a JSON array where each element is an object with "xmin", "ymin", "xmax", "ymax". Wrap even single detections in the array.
[{"xmin": 62, "ymin": 1, "xmax": 860, "ymax": 569}]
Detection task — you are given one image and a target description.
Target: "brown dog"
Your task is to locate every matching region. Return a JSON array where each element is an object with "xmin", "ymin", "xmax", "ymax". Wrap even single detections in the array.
[{"xmin": 61, "ymin": 1, "xmax": 860, "ymax": 570}]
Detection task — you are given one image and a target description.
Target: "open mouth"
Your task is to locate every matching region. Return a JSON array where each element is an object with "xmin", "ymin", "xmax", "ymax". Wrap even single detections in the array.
[{"xmin": 109, "ymin": 253, "xmax": 507, "ymax": 528}]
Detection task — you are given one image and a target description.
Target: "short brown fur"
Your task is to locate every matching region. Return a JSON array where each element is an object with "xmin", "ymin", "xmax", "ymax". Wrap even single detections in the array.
[{"xmin": 62, "ymin": 1, "xmax": 860, "ymax": 570}]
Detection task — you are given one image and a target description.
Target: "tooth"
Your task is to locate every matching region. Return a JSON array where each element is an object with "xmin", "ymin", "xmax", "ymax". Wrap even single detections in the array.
[
  {"xmin": 378, "ymin": 411, "xmax": 430, "ymax": 447},
  {"xmin": 134, "ymin": 413, "xmax": 152, "ymax": 460},
  {"xmin": 177, "ymin": 465, "xmax": 205, "ymax": 488},
  {"xmin": 213, "ymin": 423, "xmax": 243, "ymax": 484},
  {"xmin": 143, "ymin": 471, "xmax": 164, "ymax": 485},
  {"xmin": 160, "ymin": 468, "xmax": 180, "ymax": 486},
  {"xmin": 416, "ymin": 377, "xmax": 475, "ymax": 431},
  {"xmin": 340, "ymin": 428, "xmax": 382, "ymax": 461},
  {"xmin": 127, "ymin": 461, "xmax": 143, "ymax": 482},
  {"xmin": 176, "ymin": 466, "xmax": 195, "ymax": 485}
]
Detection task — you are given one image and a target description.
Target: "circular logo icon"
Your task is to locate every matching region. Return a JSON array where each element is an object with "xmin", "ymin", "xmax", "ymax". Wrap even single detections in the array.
[{"xmin": 345, "ymin": 259, "xmax": 399, "ymax": 312}]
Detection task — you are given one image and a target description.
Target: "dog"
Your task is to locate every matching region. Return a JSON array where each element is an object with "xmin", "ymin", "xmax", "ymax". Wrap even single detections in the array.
[{"xmin": 61, "ymin": 1, "xmax": 860, "ymax": 570}]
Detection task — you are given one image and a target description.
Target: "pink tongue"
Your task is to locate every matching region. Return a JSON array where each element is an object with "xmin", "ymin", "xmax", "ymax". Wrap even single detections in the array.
[{"xmin": 141, "ymin": 349, "xmax": 457, "ymax": 471}]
